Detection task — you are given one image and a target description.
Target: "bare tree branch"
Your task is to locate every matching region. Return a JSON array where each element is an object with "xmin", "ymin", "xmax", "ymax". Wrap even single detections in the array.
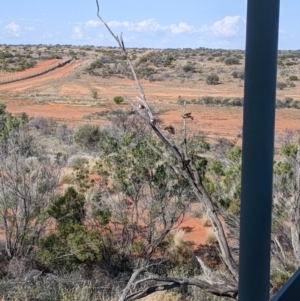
[
  {"xmin": 118, "ymin": 268, "xmax": 237, "ymax": 301},
  {"xmin": 118, "ymin": 267, "xmax": 146, "ymax": 301},
  {"xmin": 95, "ymin": 0, "xmax": 238, "ymax": 294}
]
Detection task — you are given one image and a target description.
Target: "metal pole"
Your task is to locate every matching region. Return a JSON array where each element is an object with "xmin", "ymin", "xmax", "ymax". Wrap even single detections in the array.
[{"xmin": 238, "ymin": 0, "xmax": 280, "ymax": 300}]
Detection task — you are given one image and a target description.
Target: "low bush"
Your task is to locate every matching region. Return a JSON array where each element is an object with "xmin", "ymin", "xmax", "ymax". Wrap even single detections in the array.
[
  {"xmin": 206, "ymin": 73, "xmax": 219, "ymax": 85},
  {"xmin": 231, "ymin": 70, "xmax": 244, "ymax": 80},
  {"xmin": 91, "ymin": 89, "xmax": 98, "ymax": 99},
  {"xmin": 113, "ymin": 95, "xmax": 124, "ymax": 104},
  {"xmin": 182, "ymin": 64, "xmax": 195, "ymax": 73},
  {"xmin": 289, "ymin": 75, "xmax": 298, "ymax": 81},
  {"xmin": 205, "ymin": 229, "xmax": 217, "ymax": 244},
  {"xmin": 277, "ymin": 82, "xmax": 287, "ymax": 90},
  {"xmin": 37, "ymin": 187, "xmax": 103, "ymax": 269},
  {"xmin": 29, "ymin": 117, "xmax": 57, "ymax": 135},
  {"xmin": 56, "ymin": 123, "xmax": 73, "ymax": 144},
  {"xmin": 73, "ymin": 123, "xmax": 102, "ymax": 150},
  {"xmin": 224, "ymin": 57, "xmax": 240, "ymax": 65}
]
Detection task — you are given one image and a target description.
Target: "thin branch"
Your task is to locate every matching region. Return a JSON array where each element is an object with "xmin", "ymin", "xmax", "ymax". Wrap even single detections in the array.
[{"xmin": 95, "ymin": 0, "xmax": 238, "ymax": 284}]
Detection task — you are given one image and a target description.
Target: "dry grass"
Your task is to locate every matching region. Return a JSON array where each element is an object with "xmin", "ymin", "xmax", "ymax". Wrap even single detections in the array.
[
  {"xmin": 172, "ymin": 228, "xmax": 186, "ymax": 250},
  {"xmin": 59, "ymin": 172, "xmax": 75, "ymax": 185},
  {"xmin": 201, "ymin": 213, "xmax": 212, "ymax": 227},
  {"xmin": 168, "ymin": 229, "xmax": 195, "ymax": 266},
  {"xmin": 205, "ymin": 229, "xmax": 217, "ymax": 245}
]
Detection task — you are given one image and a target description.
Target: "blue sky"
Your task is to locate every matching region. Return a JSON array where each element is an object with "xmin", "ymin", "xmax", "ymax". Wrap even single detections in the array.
[{"xmin": 0, "ymin": 1, "xmax": 299, "ymax": 50}]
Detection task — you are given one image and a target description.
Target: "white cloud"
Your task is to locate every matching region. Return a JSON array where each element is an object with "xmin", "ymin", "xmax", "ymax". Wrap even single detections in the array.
[
  {"xmin": 24, "ymin": 26, "xmax": 35, "ymax": 31},
  {"xmin": 107, "ymin": 19, "xmax": 166, "ymax": 32},
  {"xmin": 170, "ymin": 22, "xmax": 195, "ymax": 34},
  {"xmin": 72, "ymin": 26, "xmax": 83, "ymax": 39},
  {"xmin": 107, "ymin": 18, "xmax": 196, "ymax": 35},
  {"xmin": 201, "ymin": 16, "xmax": 243, "ymax": 37},
  {"xmin": 85, "ymin": 20, "xmax": 100, "ymax": 28},
  {"xmin": 5, "ymin": 21, "xmax": 20, "ymax": 36}
]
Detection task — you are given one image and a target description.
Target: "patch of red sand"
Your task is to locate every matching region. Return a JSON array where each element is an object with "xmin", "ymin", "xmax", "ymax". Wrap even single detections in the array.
[
  {"xmin": 59, "ymin": 84, "xmax": 90, "ymax": 95},
  {"xmin": 180, "ymin": 216, "xmax": 208, "ymax": 247},
  {"xmin": 6, "ymin": 104, "xmax": 107, "ymax": 124}
]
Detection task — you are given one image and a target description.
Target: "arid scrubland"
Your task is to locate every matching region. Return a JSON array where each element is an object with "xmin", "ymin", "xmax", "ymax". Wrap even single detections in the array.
[{"xmin": 0, "ymin": 44, "xmax": 300, "ymax": 300}]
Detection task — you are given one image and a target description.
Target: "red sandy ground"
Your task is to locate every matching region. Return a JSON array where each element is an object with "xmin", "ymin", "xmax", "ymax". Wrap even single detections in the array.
[{"xmin": 1, "ymin": 59, "xmax": 300, "ymax": 249}]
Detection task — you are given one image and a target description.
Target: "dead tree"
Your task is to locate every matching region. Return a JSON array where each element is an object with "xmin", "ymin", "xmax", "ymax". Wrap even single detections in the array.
[{"xmin": 95, "ymin": 0, "xmax": 238, "ymax": 299}]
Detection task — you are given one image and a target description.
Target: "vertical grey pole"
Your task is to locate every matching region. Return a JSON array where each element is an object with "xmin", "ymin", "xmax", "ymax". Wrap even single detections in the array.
[{"xmin": 238, "ymin": 0, "xmax": 280, "ymax": 301}]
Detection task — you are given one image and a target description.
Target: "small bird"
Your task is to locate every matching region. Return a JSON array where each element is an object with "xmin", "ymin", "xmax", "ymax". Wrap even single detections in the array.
[
  {"xmin": 164, "ymin": 125, "xmax": 175, "ymax": 134},
  {"xmin": 138, "ymin": 104, "xmax": 145, "ymax": 109},
  {"xmin": 182, "ymin": 112, "xmax": 194, "ymax": 120}
]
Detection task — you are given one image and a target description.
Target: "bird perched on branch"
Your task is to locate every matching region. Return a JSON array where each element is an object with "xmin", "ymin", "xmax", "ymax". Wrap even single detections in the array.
[
  {"xmin": 164, "ymin": 125, "xmax": 175, "ymax": 134},
  {"xmin": 182, "ymin": 112, "xmax": 194, "ymax": 120},
  {"xmin": 138, "ymin": 104, "xmax": 145, "ymax": 109}
]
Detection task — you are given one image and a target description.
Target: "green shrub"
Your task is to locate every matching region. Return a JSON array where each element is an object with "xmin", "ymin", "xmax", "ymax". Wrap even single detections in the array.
[
  {"xmin": 0, "ymin": 51, "xmax": 13, "ymax": 59},
  {"xmin": 228, "ymin": 199, "xmax": 241, "ymax": 214},
  {"xmin": 291, "ymin": 100, "xmax": 300, "ymax": 108},
  {"xmin": 226, "ymin": 146, "xmax": 242, "ymax": 162},
  {"xmin": 137, "ymin": 66, "xmax": 155, "ymax": 79},
  {"xmin": 285, "ymin": 97, "xmax": 293, "ymax": 104},
  {"xmin": 38, "ymin": 187, "xmax": 103, "ymax": 268},
  {"xmin": 271, "ymin": 269, "xmax": 290, "ymax": 293},
  {"xmin": 224, "ymin": 57, "xmax": 240, "ymax": 65},
  {"xmin": 280, "ymin": 143, "xmax": 297, "ymax": 158},
  {"xmin": 51, "ymin": 54, "xmax": 62, "ymax": 59},
  {"xmin": 182, "ymin": 64, "xmax": 195, "ymax": 72},
  {"xmin": 277, "ymin": 82, "xmax": 287, "ymax": 90},
  {"xmin": 206, "ymin": 73, "xmax": 219, "ymax": 85},
  {"xmin": 286, "ymin": 61, "xmax": 296, "ymax": 66},
  {"xmin": 91, "ymin": 89, "xmax": 98, "ymax": 99},
  {"xmin": 289, "ymin": 75, "xmax": 298, "ymax": 81},
  {"xmin": 210, "ymin": 160, "xmax": 224, "ymax": 175},
  {"xmin": 231, "ymin": 70, "xmax": 244, "ymax": 80},
  {"xmin": 163, "ymin": 55, "xmax": 175, "ymax": 67},
  {"xmin": 73, "ymin": 123, "xmax": 102, "ymax": 150},
  {"xmin": 113, "ymin": 95, "xmax": 124, "ymax": 104},
  {"xmin": 228, "ymin": 98, "xmax": 243, "ymax": 106}
]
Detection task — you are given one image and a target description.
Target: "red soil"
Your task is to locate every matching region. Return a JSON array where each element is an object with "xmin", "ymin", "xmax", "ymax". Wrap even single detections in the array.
[{"xmin": 1, "ymin": 59, "xmax": 300, "ymax": 248}]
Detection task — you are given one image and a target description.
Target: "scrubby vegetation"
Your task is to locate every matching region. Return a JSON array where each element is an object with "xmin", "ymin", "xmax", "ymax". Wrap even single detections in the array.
[
  {"xmin": 1, "ymin": 38, "xmax": 300, "ymax": 301},
  {"xmin": 0, "ymin": 50, "xmax": 37, "ymax": 72},
  {"xmin": 0, "ymin": 99, "xmax": 298, "ymax": 300}
]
